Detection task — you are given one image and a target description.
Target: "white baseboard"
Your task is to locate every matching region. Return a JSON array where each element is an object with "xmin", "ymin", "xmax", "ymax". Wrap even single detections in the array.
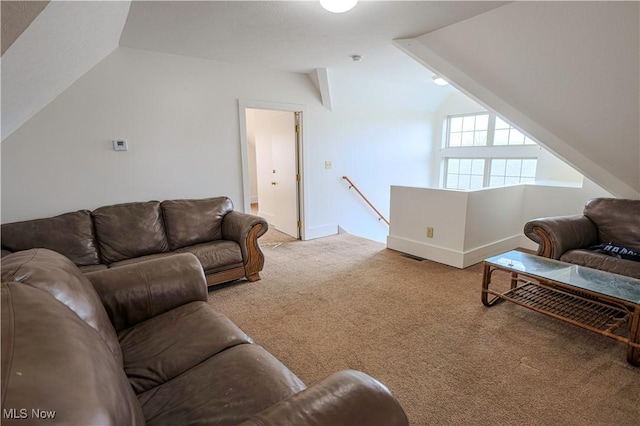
[
  {"xmin": 387, "ymin": 235, "xmax": 523, "ymax": 269},
  {"xmin": 304, "ymin": 224, "xmax": 338, "ymax": 240},
  {"xmin": 387, "ymin": 236, "xmax": 466, "ymax": 268}
]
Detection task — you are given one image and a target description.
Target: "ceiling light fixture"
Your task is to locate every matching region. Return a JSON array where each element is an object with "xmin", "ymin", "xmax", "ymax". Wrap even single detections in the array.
[
  {"xmin": 320, "ymin": 0, "xmax": 358, "ymax": 13},
  {"xmin": 432, "ymin": 75, "xmax": 449, "ymax": 86}
]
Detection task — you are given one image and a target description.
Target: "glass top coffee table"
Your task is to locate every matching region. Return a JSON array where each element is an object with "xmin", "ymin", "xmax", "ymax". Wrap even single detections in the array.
[{"xmin": 481, "ymin": 250, "xmax": 640, "ymax": 366}]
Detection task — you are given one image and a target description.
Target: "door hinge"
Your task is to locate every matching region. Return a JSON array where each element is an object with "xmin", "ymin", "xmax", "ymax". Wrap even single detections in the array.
[
  {"xmin": 296, "ymin": 174, "xmax": 300, "ymax": 182},
  {"xmin": 295, "ymin": 124, "xmax": 300, "ymax": 133},
  {"xmin": 297, "ymin": 220, "xmax": 302, "ymax": 228}
]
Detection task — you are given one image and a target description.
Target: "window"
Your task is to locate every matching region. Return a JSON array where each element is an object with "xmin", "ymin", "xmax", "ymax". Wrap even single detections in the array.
[
  {"xmin": 489, "ymin": 158, "xmax": 537, "ymax": 186},
  {"xmin": 442, "ymin": 112, "xmax": 539, "ymax": 190},
  {"xmin": 493, "ymin": 117, "xmax": 537, "ymax": 146},
  {"xmin": 446, "ymin": 113, "xmax": 537, "ymax": 148},
  {"xmin": 445, "ymin": 158, "xmax": 485, "ymax": 190},
  {"xmin": 445, "ymin": 158, "xmax": 537, "ymax": 190},
  {"xmin": 448, "ymin": 114, "xmax": 489, "ymax": 147}
]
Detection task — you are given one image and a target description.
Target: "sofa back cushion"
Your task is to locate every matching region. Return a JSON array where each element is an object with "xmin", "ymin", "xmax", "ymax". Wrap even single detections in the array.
[
  {"xmin": 1, "ymin": 210, "xmax": 100, "ymax": 266},
  {"xmin": 162, "ymin": 197, "xmax": 234, "ymax": 250},
  {"xmin": 93, "ymin": 201, "xmax": 169, "ymax": 264},
  {"xmin": 1, "ymin": 282, "xmax": 145, "ymax": 426},
  {"xmin": 1, "ymin": 249, "xmax": 122, "ymax": 364},
  {"xmin": 584, "ymin": 198, "xmax": 640, "ymax": 252}
]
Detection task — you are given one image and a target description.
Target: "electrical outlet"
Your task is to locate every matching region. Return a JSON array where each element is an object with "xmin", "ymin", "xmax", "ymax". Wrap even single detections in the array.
[
  {"xmin": 325, "ymin": 161, "xmax": 332, "ymax": 169},
  {"xmin": 426, "ymin": 227, "xmax": 434, "ymax": 238}
]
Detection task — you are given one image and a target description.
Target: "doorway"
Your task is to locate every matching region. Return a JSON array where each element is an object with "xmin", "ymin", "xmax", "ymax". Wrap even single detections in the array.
[{"xmin": 245, "ymin": 108, "xmax": 302, "ymax": 239}]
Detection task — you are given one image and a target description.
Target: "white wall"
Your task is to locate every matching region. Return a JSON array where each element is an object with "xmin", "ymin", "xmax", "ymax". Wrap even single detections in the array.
[
  {"xmin": 1, "ymin": 47, "xmax": 435, "ymax": 245},
  {"xmin": 396, "ymin": 1, "xmax": 640, "ymax": 198},
  {"xmin": 1, "ymin": 0, "xmax": 131, "ymax": 140},
  {"xmin": 388, "ymin": 181, "xmax": 613, "ymax": 268}
]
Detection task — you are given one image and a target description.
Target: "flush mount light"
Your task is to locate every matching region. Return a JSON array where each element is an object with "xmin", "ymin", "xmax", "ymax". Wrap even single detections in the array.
[
  {"xmin": 432, "ymin": 75, "xmax": 449, "ymax": 86},
  {"xmin": 320, "ymin": 0, "xmax": 358, "ymax": 13}
]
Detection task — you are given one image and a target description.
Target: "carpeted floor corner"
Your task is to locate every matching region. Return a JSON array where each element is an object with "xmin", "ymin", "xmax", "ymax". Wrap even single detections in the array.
[{"xmin": 208, "ymin": 231, "xmax": 640, "ymax": 426}]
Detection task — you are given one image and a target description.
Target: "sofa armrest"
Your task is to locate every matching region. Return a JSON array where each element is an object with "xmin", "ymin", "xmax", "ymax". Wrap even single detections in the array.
[
  {"xmin": 222, "ymin": 211, "xmax": 268, "ymax": 279},
  {"xmin": 85, "ymin": 253, "xmax": 208, "ymax": 331},
  {"xmin": 524, "ymin": 215, "xmax": 599, "ymax": 259},
  {"xmin": 238, "ymin": 370, "xmax": 409, "ymax": 426}
]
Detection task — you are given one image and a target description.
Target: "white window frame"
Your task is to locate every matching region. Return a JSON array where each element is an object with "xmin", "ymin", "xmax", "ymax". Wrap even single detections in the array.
[
  {"xmin": 439, "ymin": 112, "xmax": 541, "ymax": 190},
  {"xmin": 445, "ymin": 113, "xmax": 536, "ymax": 149}
]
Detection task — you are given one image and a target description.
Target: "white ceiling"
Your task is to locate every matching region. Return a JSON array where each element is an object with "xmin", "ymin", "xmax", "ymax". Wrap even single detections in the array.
[
  {"xmin": 2, "ymin": 0, "xmax": 510, "ymax": 141},
  {"xmin": 120, "ymin": 1, "xmax": 509, "ymax": 86}
]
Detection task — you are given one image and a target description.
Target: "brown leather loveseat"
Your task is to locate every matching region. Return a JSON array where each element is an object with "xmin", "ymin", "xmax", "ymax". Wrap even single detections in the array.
[
  {"xmin": 1, "ymin": 196, "xmax": 266, "ymax": 287},
  {"xmin": 1, "ymin": 248, "xmax": 409, "ymax": 426},
  {"xmin": 524, "ymin": 198, "xmax": 640, "ymax": 278}
]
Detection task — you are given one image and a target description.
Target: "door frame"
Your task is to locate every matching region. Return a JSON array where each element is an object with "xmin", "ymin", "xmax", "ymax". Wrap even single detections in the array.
[{"xmin": 238, "ymin": 99, "xmax": 307, "ymax": 240}]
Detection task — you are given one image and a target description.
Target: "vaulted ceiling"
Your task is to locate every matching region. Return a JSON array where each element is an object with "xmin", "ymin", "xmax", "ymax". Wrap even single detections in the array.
[
  {"xmin": 2, "ymin": 1, "xmax": 638, "ymax": 197},
  {"xmin": 1, "ymin": 1, "xmax": 507, "ymax": 140}
]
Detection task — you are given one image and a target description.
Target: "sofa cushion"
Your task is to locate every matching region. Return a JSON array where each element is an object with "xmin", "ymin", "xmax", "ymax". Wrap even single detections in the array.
[
  {"xmin": 118, "ymin": 301, "xmax": 252, "ymax": 394},
  {"xmin": 1, "ymin": 282, "xmax": 145, "ymax": 426},
  {"xmin": 584, "ymin": 198, "xmax": 640, "ymax": 252},
  {"xmin": 1, "ymin": 249, "xmax": 123, "ymax": 363},
  {"xmin": 138, "ymin": 344, "xmax": 305, "ymax": 426},
  {"xmin": 109, "ymin": 252, "xmax": 176, "ymax": 269},
  {"xmin": 560, "ymin": 249, "xmax": 640, "ymax": 279},
  {"xmin": 175, "ymin": 240, "xmax": 243, "ymax": 273},
  {"xmin": 162, "ymin": 197, "xmax": 234, "ymax": 250},
  {"xmin": 1, "ymin": 210, "xmax": 100, "ymax": 266},
  {"xmin": 93, "ymin": 201, "xmax": 169, "ymax": 264}
]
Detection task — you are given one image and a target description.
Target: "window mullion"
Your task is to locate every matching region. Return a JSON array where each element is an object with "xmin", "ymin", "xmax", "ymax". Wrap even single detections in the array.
[
  {"xmin": 484, "ymin": 158, "xmax": 491, "ymax": 187},
  {"xmin": 487, "ymin": 114, "xmax": 496, "ymax": 146}
]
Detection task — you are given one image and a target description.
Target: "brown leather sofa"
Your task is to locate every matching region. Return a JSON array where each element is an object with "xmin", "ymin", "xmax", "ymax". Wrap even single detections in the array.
[
  {"xmin": 524, "ymin": 198, "xmax": 640, "ymax": 278},
  {"xmin": 1, "ymin": 196, "xmax": 267, "ymax": 287},
  {"xmin": 1, "ymin": 248, "xmax": 409, "ymax": 426}
]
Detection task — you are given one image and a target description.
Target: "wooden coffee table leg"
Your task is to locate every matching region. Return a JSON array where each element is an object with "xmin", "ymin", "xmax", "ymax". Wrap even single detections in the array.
[
  {"xmin": 481, "ymin": 263, "xmax": 502, "ymax": 307},
  {"xmin": 510, "ymin": 272, "xmax": 518, "ymax": 289},
  {"xmin": 627, "ymin": 308, "xmax": 640, "ymax": 366}
]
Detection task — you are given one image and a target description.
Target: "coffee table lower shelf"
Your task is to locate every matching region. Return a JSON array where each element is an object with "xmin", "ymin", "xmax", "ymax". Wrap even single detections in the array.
[{"xmin": 487, "ymin": 281, "xmax": 631, "ymax": 341}]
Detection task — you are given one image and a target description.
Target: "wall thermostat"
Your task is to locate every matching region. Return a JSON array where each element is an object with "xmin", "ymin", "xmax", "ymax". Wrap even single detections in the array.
[{"xmin": 113, "ymin": 139, "xmax": 128, "ymax": 151}]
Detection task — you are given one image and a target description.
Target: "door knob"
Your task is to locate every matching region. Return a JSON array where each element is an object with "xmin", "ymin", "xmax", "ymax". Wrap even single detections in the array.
[{"xmin": 271, "ymin": 181, "xmax": 278, "ymax": 185}]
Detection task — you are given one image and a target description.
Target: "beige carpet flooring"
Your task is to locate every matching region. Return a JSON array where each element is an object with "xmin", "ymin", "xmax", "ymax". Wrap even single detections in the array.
[{"xmin": 208, "ymin": 232, "xmax": 640, "ymax": 426}]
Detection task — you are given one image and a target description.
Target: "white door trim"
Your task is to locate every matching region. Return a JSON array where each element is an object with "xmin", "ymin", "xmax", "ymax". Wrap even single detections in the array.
[{"xmin": 238, "ymin": 99, "xmax": 307, "ymax": 240}]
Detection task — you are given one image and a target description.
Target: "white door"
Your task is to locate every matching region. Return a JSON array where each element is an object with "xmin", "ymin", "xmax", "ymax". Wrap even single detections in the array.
[
  {"xmin": 270, "ymin": 111, "xmax": 299, "ymax": 238},
  {"xmin": 250, "ymin": 109, "xmax": 300, "ymax": 239}
]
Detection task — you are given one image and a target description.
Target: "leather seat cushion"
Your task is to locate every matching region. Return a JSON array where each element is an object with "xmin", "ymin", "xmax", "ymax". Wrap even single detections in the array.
[
  {"xmin": 79, "ymin": 263, "xmax": 109, "ymax": 273},
  {"xmin": 2, "ymin": 283, "xmax": 145, "ymax": 426},
  {"xmin": 92, "ymin": 201, "xmax": 169, "ymax": 264},
  {"xmin": 109, "ymin": 252, "xmax": 176, "ymax": 269},
  {"xmin": 138, "ymin": 344, "xmax": 305, "ymax": 426},
  {"xmin": 560, "ymin": 249, "xmax": 640, "ymax": 279},
  {"xmin": 175, "ymin": 240, "xmax": 243, "ymax": 273},
  {"xmin": 162, "ymin": 197, "xmax": 234, "ymax": 250},
  {"xmin": 119, "ymin": 301, "xmax": 252, "ymax": 394},
  {"xmin": 1, "ymin": 210, "xmax": 100, "ymax": 266}
]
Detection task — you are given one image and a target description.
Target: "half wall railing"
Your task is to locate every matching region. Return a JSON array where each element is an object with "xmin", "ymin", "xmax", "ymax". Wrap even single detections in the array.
[{"xmin": 342, "ymin": 176, "xmax": 389, "ymax": 226}]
